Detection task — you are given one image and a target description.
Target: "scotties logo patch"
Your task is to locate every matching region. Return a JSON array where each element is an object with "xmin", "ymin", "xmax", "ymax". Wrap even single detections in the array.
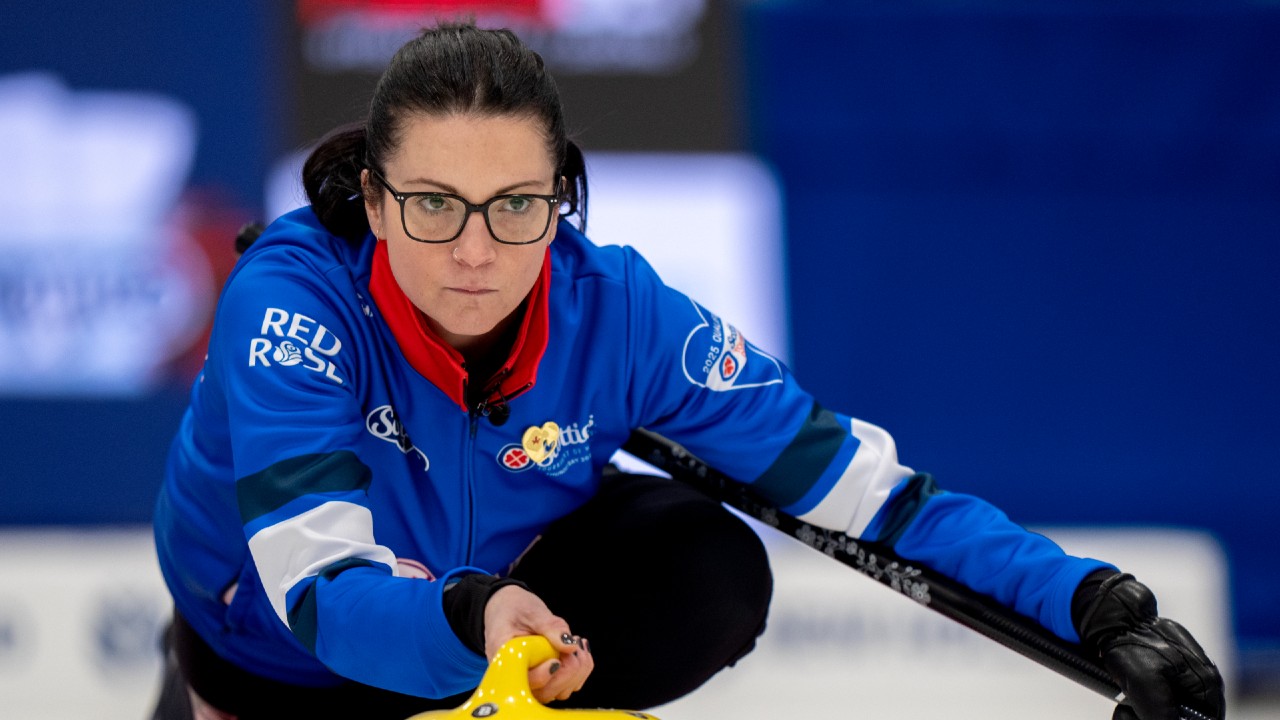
[
  {"xmin": 521, "ymin": 422, "xmax": 561, "ymax": 465},
  {"xmin": 497, "ymin": 416, "xmax": 594, "ymax": 477}
]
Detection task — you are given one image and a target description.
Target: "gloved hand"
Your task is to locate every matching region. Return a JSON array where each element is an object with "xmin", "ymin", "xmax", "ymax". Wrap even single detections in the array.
[{"xmin": 1076, "ymin": 572, "xmax": 1225, "ymax": 720}]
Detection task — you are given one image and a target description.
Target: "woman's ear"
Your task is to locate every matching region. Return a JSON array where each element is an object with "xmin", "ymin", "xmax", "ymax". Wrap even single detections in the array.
[
  {"xmin": 362, "ymin": 169, "xmax": 384, "ymax": 239},
  {"xmin": 546, "ymin": 175, "xmax": 568, "ymax": 244}
]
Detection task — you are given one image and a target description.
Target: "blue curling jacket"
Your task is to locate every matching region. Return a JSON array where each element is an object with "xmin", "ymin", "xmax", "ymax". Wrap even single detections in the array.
[{"xmin": 153, "ymin": 207, "xmax": 1110, "ymax": 698}]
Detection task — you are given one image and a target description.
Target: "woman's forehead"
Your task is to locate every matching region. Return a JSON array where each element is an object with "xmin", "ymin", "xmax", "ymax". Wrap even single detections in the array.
[{"xmin": 389, "ymin": 112, "xmax": 555, "ymax": 174}]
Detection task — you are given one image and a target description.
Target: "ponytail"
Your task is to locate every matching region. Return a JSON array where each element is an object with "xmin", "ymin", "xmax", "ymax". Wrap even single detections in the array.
[{"xmin": 301, "ymin": 123, "xmax": 370, "ymax": 242}]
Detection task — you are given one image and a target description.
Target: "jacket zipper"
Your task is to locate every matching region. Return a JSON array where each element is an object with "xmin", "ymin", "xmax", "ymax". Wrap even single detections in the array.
[
  {"xmin": 462, "ymin": 370, "xmax": 533, "ymax": 565},
  {"xmin": 464, "ymin": 410, "xmax": 478, "ymax": 564}
]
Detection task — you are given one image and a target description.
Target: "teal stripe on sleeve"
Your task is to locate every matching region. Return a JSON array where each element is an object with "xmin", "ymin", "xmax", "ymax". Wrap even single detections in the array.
[
  {"xmin": 780, "ymin": 428, "xmax": 861, "ymax": 516},
  {"xmin": 751, "ymin": 401, "xmax": 848, "ymax": 507},
  {"xmin": 864, "ymin": 472, "xmax": 943, "ymax": 546},
  {"xmin": 237, "ymin": 451, "xmax": 373, "ymax": 525},
  {"xmin": 286, "ymin": 557, "xmax": 382, "ymax": 653}
]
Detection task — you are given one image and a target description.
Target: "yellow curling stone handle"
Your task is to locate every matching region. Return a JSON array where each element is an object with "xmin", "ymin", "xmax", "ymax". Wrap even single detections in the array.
[{"xmin": 406, "ymin": 635, "xmax": 660, "ymax": 720}]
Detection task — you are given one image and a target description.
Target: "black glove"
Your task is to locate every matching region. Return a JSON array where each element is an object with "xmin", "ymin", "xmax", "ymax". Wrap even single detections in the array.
[
  {"xmin": 1074, "ymin": 571, "xmax": 1226, "ymax": 720},
  {"xmin": 441, "ymin": 573, "xmax": 530, "ymax": 656}
]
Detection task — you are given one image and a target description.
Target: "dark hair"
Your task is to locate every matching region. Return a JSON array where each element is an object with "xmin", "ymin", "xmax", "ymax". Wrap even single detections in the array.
[{"xmin": 301, "ymin": 20, "xmax": 588, "ymax": 241}]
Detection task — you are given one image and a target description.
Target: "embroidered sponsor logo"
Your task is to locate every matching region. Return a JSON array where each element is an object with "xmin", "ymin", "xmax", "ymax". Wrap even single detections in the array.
[
  {"xmin": 366, "ymin": 404, "xmax": 429, "ymax": 471},
  {"xmin": 272, "ymin": 341, "xmax": 303, "ymax": 365},
  {"xmin": 248, "ymin": 307, "xmax": 345, "ymax": 384},
  {"xmin": 681, "ymin": 301, "xmax": 783, "ymax": 392},
  {"xmin": 522, "ymin": 422, "xmax": 561, "ymax": 465},
  {"xmin": 498, "ymin": 444, "xmax": 533, "ymax": 471},
  {"xmin": 497, "ymin": 415, "xmax": 594, "ymax": 477}
]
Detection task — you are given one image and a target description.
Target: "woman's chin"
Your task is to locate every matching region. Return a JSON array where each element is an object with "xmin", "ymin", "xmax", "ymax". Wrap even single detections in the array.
[{"xmin": 433, "ymin": 318, "xmax": 504, "ymax": 353}]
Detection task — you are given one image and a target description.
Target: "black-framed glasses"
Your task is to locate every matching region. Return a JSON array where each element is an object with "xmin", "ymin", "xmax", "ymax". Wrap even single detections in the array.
[{"xmin": 372, "ymin": 170, "xmax": 560, "ymax": 245}]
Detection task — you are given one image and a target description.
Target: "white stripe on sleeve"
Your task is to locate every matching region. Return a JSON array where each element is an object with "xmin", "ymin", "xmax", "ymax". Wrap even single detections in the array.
[
  {"xmin": 247, "ymin": 500, "xmax": 398, "ymax": 624},
  {"xmin": 797, "ymin": 417, "xmax": 914, "ymax": 538}
]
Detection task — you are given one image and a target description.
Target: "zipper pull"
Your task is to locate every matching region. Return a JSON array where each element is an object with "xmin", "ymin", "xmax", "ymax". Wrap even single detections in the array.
[{"xmin": 474, "ymin": 397, "xmax": 511, "ymax": 426}]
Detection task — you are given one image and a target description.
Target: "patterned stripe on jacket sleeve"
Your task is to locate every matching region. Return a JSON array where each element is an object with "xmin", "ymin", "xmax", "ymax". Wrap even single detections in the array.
[
  {"xmin": 750, "ymin": 401, "xmax": 915, "ymax": 538},
  {"xmin": 238, "ymin": 451, "xmax": 397, "ymax": 629}
]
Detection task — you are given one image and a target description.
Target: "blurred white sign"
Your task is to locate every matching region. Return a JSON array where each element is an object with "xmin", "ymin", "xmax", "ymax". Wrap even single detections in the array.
[
  {"xmin": 0, "ymin": 74, "xmax": 213, "ymax": 395},
  {"xmin": 0, "ymin": 528, "xmax": 170, "ymax": 720}
]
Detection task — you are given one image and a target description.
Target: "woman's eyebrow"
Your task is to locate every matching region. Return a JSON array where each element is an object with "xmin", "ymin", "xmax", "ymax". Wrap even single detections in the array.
[{"xmin": 401, "ymin": 177, "xmax": 549, "ymax": 196}]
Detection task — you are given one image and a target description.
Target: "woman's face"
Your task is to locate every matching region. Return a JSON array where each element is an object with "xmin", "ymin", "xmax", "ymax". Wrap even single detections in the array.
[{"xmin": 364, "ymin": 113, "xmax": 558, "ymax": 354}]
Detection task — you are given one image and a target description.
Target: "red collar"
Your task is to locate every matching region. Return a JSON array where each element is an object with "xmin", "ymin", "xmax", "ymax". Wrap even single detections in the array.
[{"xmin": 368, "ymin": 240, "xmax": 549, "ymax": 413}]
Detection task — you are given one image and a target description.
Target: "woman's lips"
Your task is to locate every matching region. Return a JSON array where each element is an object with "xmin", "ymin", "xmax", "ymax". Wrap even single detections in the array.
[{"xmin": 449, "ymin": 286, "xmax": 495, "ymax": 295}]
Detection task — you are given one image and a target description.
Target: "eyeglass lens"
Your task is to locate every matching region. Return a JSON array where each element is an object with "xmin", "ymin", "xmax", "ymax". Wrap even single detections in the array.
[{"xmin": 403, "ymin": 194, "xmax": 552, "ymax": 243}]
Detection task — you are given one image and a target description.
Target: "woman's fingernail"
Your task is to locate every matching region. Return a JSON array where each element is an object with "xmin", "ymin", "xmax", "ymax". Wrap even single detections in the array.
[
  {"xmin": 561, "ymin": 633, "xmax": 575, "ymax": 645},
  {"xmin": 582, "ymin": 637, "xmax": 591, "ymax": 653},
  {"xmin": 549, "ymin": 662, "xmax": 561, "ymax": 675}
]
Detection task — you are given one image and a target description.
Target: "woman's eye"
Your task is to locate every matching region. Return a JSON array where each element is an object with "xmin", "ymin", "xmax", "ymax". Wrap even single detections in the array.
[
  {"xmin": 410, "ymin": 194, "xmax": 453, "ymax": 214},
  {"xmin": 501, "ymin": 196, "xmax": 530, "ymax": 212}
]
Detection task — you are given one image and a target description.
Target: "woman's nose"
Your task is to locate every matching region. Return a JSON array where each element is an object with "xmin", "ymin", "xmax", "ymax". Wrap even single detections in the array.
[{"xmin": 451, "ymin": 212, "xmax": 497, "ymax": 267}]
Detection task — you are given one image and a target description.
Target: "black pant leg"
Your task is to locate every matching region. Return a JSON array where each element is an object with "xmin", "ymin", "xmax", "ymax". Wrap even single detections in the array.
[
  {"xmin": 150, "ymin": 622, "xmax": 194, "ymax": 720},
  {"xmin": 509, "ymin": 470, "xmax": 774, "ymax": 710},
  {"xmin": 148, "ymin": 610, "xmax": 469, "ymax": 720}
]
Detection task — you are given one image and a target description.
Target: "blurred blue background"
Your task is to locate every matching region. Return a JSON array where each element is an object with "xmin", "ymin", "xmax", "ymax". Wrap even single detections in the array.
[
  {"xmin": 1, "ymin": 0, "xmax": 1276, "ymax": 699},
  {"xmin": 742, "ymin": 0, "xmax": 1280, "ymax": 693}
]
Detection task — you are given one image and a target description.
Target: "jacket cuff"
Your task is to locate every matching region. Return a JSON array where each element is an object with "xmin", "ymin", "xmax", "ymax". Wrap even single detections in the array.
[
  {"xmin": 1070, "ymin": 567, "xmax": 1122, "ymax": 640},
  {"xmin": 441, "ymin": 573, "xmax": 530, "ymax": 656}
]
